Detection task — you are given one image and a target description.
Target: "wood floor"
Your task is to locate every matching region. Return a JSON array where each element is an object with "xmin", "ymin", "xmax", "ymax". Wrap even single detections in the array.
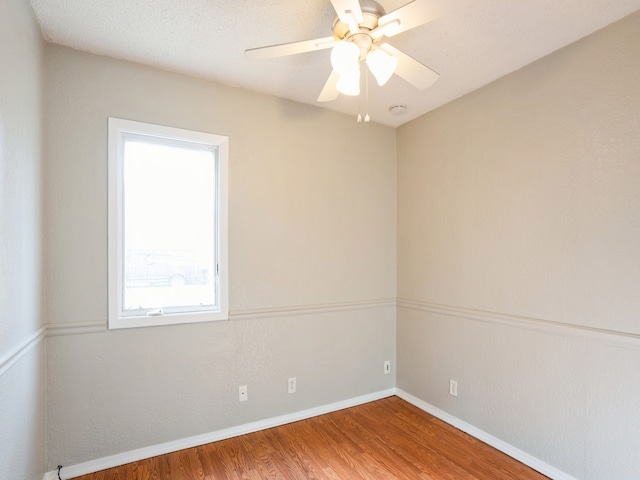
[{"xmin": 73, "ymin": 396, "xmax": 548, "ymax": 480}]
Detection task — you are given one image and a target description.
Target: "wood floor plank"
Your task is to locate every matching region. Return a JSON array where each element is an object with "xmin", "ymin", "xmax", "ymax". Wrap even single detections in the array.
[{"xmin": 72, "ymin": 397, "xmax": 548, "ymax": 480}]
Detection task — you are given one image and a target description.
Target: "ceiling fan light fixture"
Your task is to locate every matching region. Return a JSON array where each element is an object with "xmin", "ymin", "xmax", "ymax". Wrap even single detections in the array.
[
  {"xmin": 336, "ymin": 69, "xmax": 360, "ymax": 96},
  {"xmin": 366, "ymin": 49, "xmax": 398, "ymax": 86},
  {"xmin": 330, "ymin": 41, "xmax": 360, "ymax": 76},
  {"xmin": 246, "ymin": 0, "xmax": 442, "ymax": 105}
]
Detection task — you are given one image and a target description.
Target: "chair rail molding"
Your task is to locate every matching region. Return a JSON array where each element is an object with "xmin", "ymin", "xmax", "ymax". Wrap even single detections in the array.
[
  {"xmin": 0, "ymin": 326, "xmax": 46, "ymax": 376},
  {"xmin": 397, "ymin": 298, "xmax": 640, "ymax": 350}
]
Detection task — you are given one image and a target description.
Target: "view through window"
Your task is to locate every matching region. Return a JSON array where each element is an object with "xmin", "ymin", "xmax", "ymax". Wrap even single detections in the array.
[{"xmin": 108, "ymin": 118, "xmax": 228, "ymax": 328}]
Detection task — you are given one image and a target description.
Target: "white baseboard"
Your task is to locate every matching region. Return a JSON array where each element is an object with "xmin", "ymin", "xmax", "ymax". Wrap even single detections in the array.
[
  {"xmin": 395, "ymin": 389, "xmax": 577, "ymax": 480},
  {"xmin": 44, "ymin": 388, "xmax": 396, "ymax": 480},
  {"xmin": 46, "ymin": 388, "xmax": 577, "ymax": 480}
]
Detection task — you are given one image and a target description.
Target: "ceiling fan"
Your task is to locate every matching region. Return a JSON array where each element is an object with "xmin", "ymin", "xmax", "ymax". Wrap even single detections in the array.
[{"xmin": 245, "ymin": 0, "xmax": 444, "ymax": 103}]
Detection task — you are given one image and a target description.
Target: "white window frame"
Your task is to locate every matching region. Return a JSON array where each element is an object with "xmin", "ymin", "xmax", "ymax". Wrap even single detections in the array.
[{"xmin": 108, "ymin": 117, "xmax": 228, "ymax": 329}]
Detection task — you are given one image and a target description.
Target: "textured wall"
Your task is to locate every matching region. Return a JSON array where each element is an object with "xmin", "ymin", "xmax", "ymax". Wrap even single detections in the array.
[
  {"xmin": 43, "ymin": 46, "xmax": 396, "ymax": 469},
  {"xmin": 397, "ymin": 11, "xmax": 640, "ymax": 479},
  {"xmin": 0, "ymin": 0, "xmax": 46, "ymax": 478}
]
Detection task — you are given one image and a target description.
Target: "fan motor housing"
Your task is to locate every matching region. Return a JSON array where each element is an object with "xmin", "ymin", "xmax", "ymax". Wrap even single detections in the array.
[{"xmin": 332, "ymin": 0, "xmax": 386, "ymax": 40}]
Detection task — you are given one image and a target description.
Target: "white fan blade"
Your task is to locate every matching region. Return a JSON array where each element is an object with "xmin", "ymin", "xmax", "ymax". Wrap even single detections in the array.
[
  {"xmin": 330, "ymin": 0, "xmax": 364, "ymax": 32},
  {"xmin": 245, "ymin": 36, "xmax": 337, "ymax": 60},
  {"xmin": 378, "ymin": 43, "xmax": 439, "ymax": 90},
  {"xmin": 317, "ymin": 70, "xmax": 340, "ymax": 102},
  {"xmin": 374, "ymin": 0, "xmax": 473, "ymax": 38}
]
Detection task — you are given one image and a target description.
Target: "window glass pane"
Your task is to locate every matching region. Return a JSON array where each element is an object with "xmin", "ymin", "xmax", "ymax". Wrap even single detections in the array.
[{"xmin": 122, "ymin": 138, "xmax": 217, "ymax": 315}]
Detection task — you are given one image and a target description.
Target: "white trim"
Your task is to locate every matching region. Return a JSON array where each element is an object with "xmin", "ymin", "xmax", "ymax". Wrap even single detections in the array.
[
  {"xmin": 45, "ymin": 387, "xmax": 576, "ymax": 480},
  {"xmin": 43, "ymin": 298, "xmax": 640, "ymax": 347},
  {"xmin": 0, "ymin": 326, "xmax": 46, "ymax": 376},
  {"xmin": 395, "ymin": 389, "xmax": 577, "ymax": 480},
  {"xmin": 44, "ymin": 389, "xmax": 396, "ymax": 480},
  {"xmin": 230, "ymin": 298, "xmax": 396, "ymax": 321},
  {"xmin": 46, "ymin": 321, "xmax": 106, "ymax": 337},
  {"xmin": 107, "ymin": 117, "xmax": 229, "ymax": 330},
  {"xmin": 397, "ymin": 298, "xmax": 640, "ymax": 349},
  {"xmin": 43, "ymin": 299, "xmax": 396, "ymax": 337}
]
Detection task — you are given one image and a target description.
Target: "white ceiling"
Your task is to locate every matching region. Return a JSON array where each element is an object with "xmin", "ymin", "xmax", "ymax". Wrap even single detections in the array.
[{"xmin": 30, "ymin": 0, "xmax": 640, "ymax": 127}]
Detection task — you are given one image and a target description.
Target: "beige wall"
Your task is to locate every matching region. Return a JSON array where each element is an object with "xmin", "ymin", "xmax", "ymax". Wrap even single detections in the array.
[
  {"xmin": 13, "ymin": 5, "xmax": 639, "ymax": 477},
  {"xmin": 0, "ymin": 0, "xmax": 46, "ymax": 478},
  {"xmin": 44, "ymin": 45, "xmax": 397, "ymax": 469},
  {"xmin": 397, "ymin": 11, "xmax": 640, "ymax": 479}
]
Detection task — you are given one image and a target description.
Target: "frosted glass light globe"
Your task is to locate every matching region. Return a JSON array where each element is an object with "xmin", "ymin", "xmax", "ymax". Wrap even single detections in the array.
[{"xmin": 331, "ymin": 41, "xmax": 360, "ymax": 76}]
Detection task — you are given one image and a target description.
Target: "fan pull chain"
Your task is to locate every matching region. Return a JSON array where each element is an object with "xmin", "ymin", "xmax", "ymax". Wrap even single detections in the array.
[
  {"xmin": 364, "ymin": 62, "xmax": 370, "ymax": 123},
  {"xmin": 357, "ymin": 60, "xmax": 363, "ymax": 123},
  {"xmin": 357, "ymin": 62, "xmax": 370, "ymax": 123}
]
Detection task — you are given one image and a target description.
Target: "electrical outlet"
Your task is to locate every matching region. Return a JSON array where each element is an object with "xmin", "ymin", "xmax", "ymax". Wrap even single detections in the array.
[
  {"xmin": 288, "ymin": 377, "xmax": 296, "ymax": 394},
  {"xmin": 384, "ymin": 360, "xmax": 391, "ymax": 374},
  {"xmin": 449, "ymin": 379, "xmax": 458, "ymax": 397},
  {"xmin": 239, "ymin": 385, "xmax": 248, "ymax": 402}
]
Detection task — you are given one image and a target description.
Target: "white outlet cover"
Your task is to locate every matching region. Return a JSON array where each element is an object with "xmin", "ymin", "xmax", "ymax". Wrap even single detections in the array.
[
  {"xmin": 449, "ymin": 379, "xmax": 458, "ymax": 397},
  {"xmin": 384, "ymin": 360, "xmax": 391, "ymax": 374},
  {"xmin": 239, "ymin": 385, "xmax": 248, "ymax": 402}
]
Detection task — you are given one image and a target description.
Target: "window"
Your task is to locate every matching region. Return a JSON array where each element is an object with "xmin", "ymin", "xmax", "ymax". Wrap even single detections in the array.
[{"xmin": 108, "ymin": 118, "xmax": 228, "ymax": 329}]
